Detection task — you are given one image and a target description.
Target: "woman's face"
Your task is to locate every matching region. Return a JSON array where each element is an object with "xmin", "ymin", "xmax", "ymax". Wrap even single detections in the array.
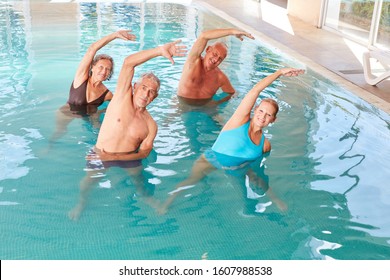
[
  {"xmin": 253, "ymin": 101, "xmax": 277, "ymax": 128},
  {"xmin": 92, "ymin": 59, "xmax": 113, "ymax": 81}
]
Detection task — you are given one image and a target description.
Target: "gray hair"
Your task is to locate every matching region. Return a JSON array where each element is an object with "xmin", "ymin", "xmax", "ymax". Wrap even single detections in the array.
[
  {"xmin": 137, "ymin": 72, "xmax": 161, "ymax": 93},
  {"xmin": 91, "ymin": 54, "xmax": 114, "ymax": 80}
]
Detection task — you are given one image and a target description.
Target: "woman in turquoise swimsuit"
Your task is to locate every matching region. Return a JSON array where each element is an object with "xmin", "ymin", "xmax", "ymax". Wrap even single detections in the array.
[{"xmin": 159, "ymin": 67, "xmax": 305, "ymax": 214}]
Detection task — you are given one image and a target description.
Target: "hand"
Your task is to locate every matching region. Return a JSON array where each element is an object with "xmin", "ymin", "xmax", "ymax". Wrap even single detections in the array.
[
  {"xmin": 279, "ymin": 68, "xmax": 305, "ymax": 77},
  {"xmin": 115, "ymin": 30, "xmax": 137, "ymax": 41},
  {"xmin": 233, "ymin": 30, "xmax": 255, "ymax": 41},
  {"xmin": 160, "ymin": 39, "xmax": 188, "ymax": 64},
  {"xmin": 85, "ymin": 148, "xmax": 115, "ymax": 161}
]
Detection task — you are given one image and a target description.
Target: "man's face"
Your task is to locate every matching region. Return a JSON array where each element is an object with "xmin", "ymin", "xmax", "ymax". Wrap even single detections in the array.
[
  {"xmin": 133, "ymin": 77, "xmax": 159, "ymax": 108},
  {"xmin": 204, "ymin": 43, "xmax": 227, "ymax": 70}
]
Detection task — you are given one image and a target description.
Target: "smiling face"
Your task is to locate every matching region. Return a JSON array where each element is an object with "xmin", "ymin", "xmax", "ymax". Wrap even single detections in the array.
[
  {"xmin": 253, "ymin": 99, "xmax": 278, "ymax": 128},
  {"xmin": 204, "ymin": 42, "xmax": 228, "ymax": 71},
  {"xmin": 91, "ymin": 58, "xmax": 113, "ymax": 82},
  {"xmin": 133, "ymin": 76, "xmax": 159, "ymax": 108}
]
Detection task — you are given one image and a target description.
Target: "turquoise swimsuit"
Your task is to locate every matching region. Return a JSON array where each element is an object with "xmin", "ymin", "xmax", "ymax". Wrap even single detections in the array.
[{"xmin": 205, "ymin": 121, "xmax": 265, "ymax": 169}]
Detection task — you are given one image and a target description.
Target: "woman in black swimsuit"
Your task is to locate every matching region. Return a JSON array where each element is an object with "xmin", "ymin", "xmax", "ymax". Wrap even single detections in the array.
[{"xmin": 49, "ymin": 30, "xmax": 136, "ymax": 146}]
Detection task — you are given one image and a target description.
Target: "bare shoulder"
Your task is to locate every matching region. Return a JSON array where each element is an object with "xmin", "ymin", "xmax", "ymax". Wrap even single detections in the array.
[
  {"xmin": 145, "ymin": 111, "xmax": 157, "ymax": 129},
  {"xmin": 263, "ymin": 138, "xmax": 271, "ymax": 153},
  {"xmin": 216, "ymin": 67, "xmax": 226, "ymax": 77},
  {"xmin": 215, "ymin": 68, "xmax": 231, "ymax": 84}
]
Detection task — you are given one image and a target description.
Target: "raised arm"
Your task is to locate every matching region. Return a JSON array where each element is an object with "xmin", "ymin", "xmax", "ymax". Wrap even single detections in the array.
[
  {"xmin": 188, "ymin": 28, "xmax": 254, "ymax": 62},
  {"xmin": 73, "ymin": 30, "xmax": 136, "ymax": 87},
  {"xmin": 114, "ymin": 39, "xmax": 187, "ymax": 100},
  {"xmin": 223, "ymin": 68, "xmax": 305, "ymax": 130}
]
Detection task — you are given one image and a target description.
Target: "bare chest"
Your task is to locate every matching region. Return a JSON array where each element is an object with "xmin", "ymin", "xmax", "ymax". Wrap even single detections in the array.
[
  {"xmin": 125, "ymin": 117, "xmax": 149, "ymax": 141},
  {"xmin": 181, "ymin": 68, "xmax": 221, "ymax": 99}
]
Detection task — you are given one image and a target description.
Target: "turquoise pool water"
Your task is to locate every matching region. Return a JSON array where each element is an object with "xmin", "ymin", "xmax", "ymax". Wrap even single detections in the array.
[{"xmin": 1, "ymin": 0, "xmax": 390, "ymax": 260}]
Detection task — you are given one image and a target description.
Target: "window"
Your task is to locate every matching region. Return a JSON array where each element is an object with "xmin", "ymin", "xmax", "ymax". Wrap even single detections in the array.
[{"xmin": 323, "ymin": 0, "xmax": 389, "ymax": 50}]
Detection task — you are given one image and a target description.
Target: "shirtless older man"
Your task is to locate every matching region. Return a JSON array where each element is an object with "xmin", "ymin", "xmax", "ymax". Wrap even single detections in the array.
[
  {"xmin": 177, "ymin": 28, "xmax": 254, "ymax": 106},
  {"xmin": 93, "ymin": 39, "xmax": 185, "ymax": 160},
  {"xmin": 68, "ymin": 40, "xmax": 186, "ymax": 220}
]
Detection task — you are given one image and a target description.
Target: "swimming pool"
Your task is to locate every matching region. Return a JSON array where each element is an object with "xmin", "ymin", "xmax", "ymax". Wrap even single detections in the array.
[{"xmin": 1, "ymin": 0, "xmax": 390, "ymax": 260}]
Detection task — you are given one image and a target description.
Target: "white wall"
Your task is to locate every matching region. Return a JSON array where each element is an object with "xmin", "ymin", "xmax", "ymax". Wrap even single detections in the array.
[{"xmin": 287, "ymin": 0, "xmax": 323, "ymax": 27}]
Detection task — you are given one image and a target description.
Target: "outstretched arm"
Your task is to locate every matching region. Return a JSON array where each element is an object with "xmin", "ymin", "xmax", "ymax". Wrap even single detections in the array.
[
  {"xmin": 114, "ymin": 39, "xmax": 187, "ymax": 100},
  {"xmin": 73, "ymin": 30, "xmax": 136, "ymax": 87},
  {"xmin": 223, "ymin": 68, "xmax": 305, "ymax": 130},
  {"xmin": 187, "ymin": 28, "xmax": 254, "ymax": 62}
]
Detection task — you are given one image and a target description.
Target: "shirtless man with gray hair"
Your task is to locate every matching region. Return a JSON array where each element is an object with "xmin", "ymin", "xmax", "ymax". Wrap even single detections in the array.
[{"xmin": 177, "ymin": 28, "xmax": 254, "ymax": 106}]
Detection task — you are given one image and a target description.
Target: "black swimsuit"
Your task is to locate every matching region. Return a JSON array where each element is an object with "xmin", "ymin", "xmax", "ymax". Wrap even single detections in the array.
[{"xmin": 68, "ymin": 79, "xmax": 109, "ymax": 106}]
